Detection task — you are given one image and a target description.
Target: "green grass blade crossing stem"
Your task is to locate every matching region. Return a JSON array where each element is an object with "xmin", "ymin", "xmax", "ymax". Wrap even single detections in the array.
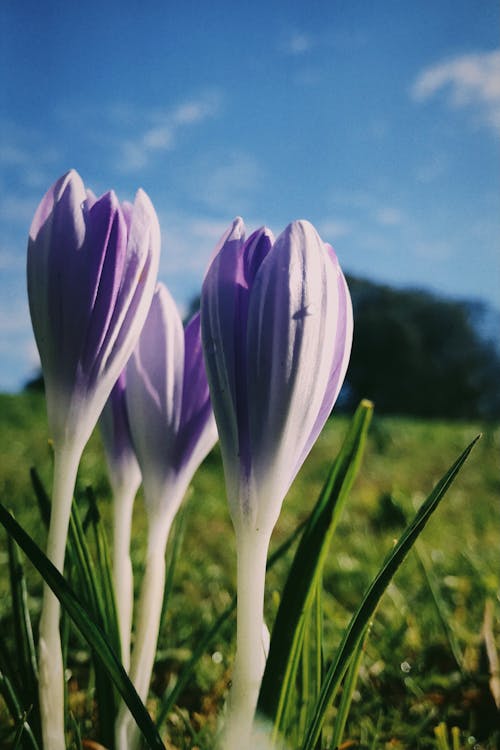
[
  {"xmin": 301, "ymin": 434, "xmax": 480, "ymax": 750},
  {"xmin": 0, "ymin": 503, "xmax": 167, "ymax": 750},
  {"xmin": 258, "ymin": 399, "xmax": 373, "ymax": 734}
]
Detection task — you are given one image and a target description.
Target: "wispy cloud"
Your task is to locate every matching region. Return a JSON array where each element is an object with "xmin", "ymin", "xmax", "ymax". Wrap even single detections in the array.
[
  {"xmin": 411, "ymin": 49, "xmax": 500, "ymax": 134},
  {"xmin": 280, "ymin": 31, "xmax": 314, "ymax": 56},
  {"xmin": 374, "ymin": 207, "xmax": 405, "ymax": 227},
  {"xmin": 0, "ymin": 195, "xmax": 39, "ymax": 224},
  {"xmin": 0, "ymin": 122, "xmax": 61, "ymax": 192},
  {"xmin": 115, "ymin": 90, "xmax": 222, "ymax": 171},
  {"xmin": 317, "ymin": 219, "xmax": 352, "ymax": 241},
  {"xmin": 414, "ymin": 154, "xmax": 449, "ymax": 184},
  {"xmin": 182, "ymin": 150, "xmax": 263, "ymax": 214}
]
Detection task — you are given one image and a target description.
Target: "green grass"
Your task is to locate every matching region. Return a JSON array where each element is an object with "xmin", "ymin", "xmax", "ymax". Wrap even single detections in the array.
[{"xmin": 0, "ymin": 391, "xmax": 499, "ymax": 748}]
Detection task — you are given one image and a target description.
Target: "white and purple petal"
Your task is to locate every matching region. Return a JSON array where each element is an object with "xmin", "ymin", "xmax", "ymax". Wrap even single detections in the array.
[
  {"xmin": 246, "ymin": 220, "xmax": 340, "ymax": 528},
  {"xmin": 201, "ymin": 222, "xmax": 274, "ymax": 499},
  {"xmin": 176, "ymin": 313, "xmax": 218, "ymax": 475},
  {"xmin": 125, "ymin": 284, "xmax": 184, "ymax": 508}
]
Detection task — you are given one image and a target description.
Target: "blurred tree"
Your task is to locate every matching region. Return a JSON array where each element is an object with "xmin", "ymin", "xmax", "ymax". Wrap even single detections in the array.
[
  {"xmin": 24, "ymin": 278, "xmax": 500, "ymax": 419},
  {"xmin": 344, "ymin": 275, "xmax": 500, "ymax": 418}
]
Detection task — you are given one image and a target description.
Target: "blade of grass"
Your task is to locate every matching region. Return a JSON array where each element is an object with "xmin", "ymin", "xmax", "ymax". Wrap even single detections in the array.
[
  {"xmin": 29, "ymin": 468, "xmax": 51, "ymax": 528},
  {"xmin": 368, "ymin": 711, "xmax": 383, "ymax": 750},
  {"xmin": 413, "ymin": 540, "xmax": 465, "ymax": 675},
  {"xmin": 68, "ymin": 497, "xmax": 117, "ymax": 747},
  {"xmin": 0, "ymin": 503, "xmax": 166, "ymax": 750},
  {"xmin": 7, "ymin": 534, "xmax": 39, "ymax": 707},
  {"xmin": 31, "ymin": 470, "xmax": 120, "ymax": 744},
  {"xmin": 68, "ymin": 711, "xmax": 83, "ymax": 750},
  {"xmin": 297, "ymin": 577, "xmax": 323, "ymax": 747},
  {"xmin": 258, "ymin": 400, "xmax": 373, "ymax": 733},
  {"xmin": 329, "ymin": 619, "xmax": 372, "ymax": 750},
  {"xmin": 0, "ymin": 668, "xmax": 40, "ymax": 750},
  {"xmin": 85, "ymin": 487, "xmax": 121, "ymax": 659},
  {"xmin": 301, "ymin": 434, "xmax": 480, "ymax": 750},
  {"xmin": 434, "ymin": 722, "xmax": 451, "ymax": 750},
  {"xmin": 155, "ymin": 596, "xmax": 236, "ymax": 729}
]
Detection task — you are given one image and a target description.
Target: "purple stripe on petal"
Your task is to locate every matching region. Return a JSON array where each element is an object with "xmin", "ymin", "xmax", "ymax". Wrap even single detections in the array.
[
  {"xmin": 175, "ymin": 312, "xmax": 218, "ymax": 472},
  {"xmin": 201, "ymin": 222, "xmax": 246, "ymax": 472},
  {"xmin": 80, "ymin": 194, "xmax": 127, "ymax": 375},
  {"xmin": 235, "ymin": 229, "xmax": 274, "ymax": 478},
  {"xmin": 201, "ymin": 222, "xmax": 274, "ymax": 486},
  {"xmin": 38, "ymin": 173, "xmax": 87, "ymax": 389},
  {"xmin": 90, "ymin": 189, "xmax": 160, "ymax": 385}
]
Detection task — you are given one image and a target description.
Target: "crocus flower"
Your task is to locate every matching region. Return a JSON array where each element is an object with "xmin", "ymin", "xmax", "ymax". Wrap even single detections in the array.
[
  {"xmin": 100, "ymin": 371, "xmax": 142, "ymax": 671},
  {"xmin": 115, "ymin": 282, "xmax": 217, "ymax": 750},
  {"xmin": 27, "ymin": 169, "xmax": 159, "ymax": 750},
  {"xmin": 200, "ymin": 218, "xmax": 353, "ymax": 747}
]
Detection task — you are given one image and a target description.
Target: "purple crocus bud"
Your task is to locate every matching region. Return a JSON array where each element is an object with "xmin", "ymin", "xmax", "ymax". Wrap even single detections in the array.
[
  {"xmin": 115, "ymin": 282, "xmax": 217, "ymax": 750},
  {"xmin": 125, "ymin": 283, "xmax": 217, "ymax": 526},
  {"xmin": 202, "ymin": 218, "xmax": 352, "ymax": 534},
  {"xmin": 201, "ymin": 218, "xmax": 353, "ymax": 747},
  {"xmin": 27, "ymin": 169, "xmax": 160, "ymax": 455},
  {"xmin": 27, "ymin": 169, "xmax": 159, "ymax": 750}
]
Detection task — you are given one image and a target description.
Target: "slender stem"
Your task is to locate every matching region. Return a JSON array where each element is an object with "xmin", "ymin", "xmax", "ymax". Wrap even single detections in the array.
[
  {"xmin": 115, "ymin": 512, "xmax": 173, "ymax": 750},
  {"xmin": 112, "ymin": 482, "xmax": 137, "ymax": 671},
  {"xmin": 38, "ymin": 442, "xmax": 81, "ymax": 750},
  {"xmin": 221, "ymin": 527, "xmax": 271, "ymax": 750}
]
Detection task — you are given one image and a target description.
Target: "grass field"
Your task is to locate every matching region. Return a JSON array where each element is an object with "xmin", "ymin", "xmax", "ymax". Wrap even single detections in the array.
[{"xmin": 0, "ymin": 390, "xmax": 499, "ymax": 749}]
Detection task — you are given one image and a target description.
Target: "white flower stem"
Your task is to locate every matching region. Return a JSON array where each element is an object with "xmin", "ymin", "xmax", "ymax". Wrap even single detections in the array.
[
  {"xmin": 38, "ymin": 442, "xmax": 81, "ymax": 750},
  {"xmin": 112, "ymin": 483, "xmax": 137, "ymax": 671},
  {"xmin": 221, "ymin": 527, "xmax": 271, "ymax": 750},
  {"xmin": 115, "ymin": 512, "xmax": 173, "ymax": 750}
]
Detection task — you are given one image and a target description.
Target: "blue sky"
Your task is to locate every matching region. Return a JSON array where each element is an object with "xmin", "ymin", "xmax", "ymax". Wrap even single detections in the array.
[{"xmin": 1, "ymin": 0, "xmax": 499, "ymax": 391}]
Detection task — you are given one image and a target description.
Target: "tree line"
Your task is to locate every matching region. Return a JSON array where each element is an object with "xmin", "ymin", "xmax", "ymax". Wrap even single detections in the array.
[
  {"xmin": 342, "ymin": 275, "xmax": 500, "ymax": 419},
  {"xmin": 26, "ymin": 276, "xmax": 500, "ymax": 420}
]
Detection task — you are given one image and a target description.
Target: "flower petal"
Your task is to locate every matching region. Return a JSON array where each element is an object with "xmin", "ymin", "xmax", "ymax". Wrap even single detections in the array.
[
  {"xmin": 293, "ymin": 246, "xmax": 353, "ymax": 473},
  {"xmin": 201, "ymin": 221, "xmax": 274, "ymax": 499},
  {"xmin": 90, "ymin": 188, "xmax": 160, "ymax": 387},
  {"xmin": 125, "ymin": 283, "xmax": 184, "ymax": 508},
  {"xmin": 176, "ymin": 313, "xmax": 218, "ymax": 472},
  {"xmin": 245, "ymin": 220, "xmax": 340, "ymax": 528}
]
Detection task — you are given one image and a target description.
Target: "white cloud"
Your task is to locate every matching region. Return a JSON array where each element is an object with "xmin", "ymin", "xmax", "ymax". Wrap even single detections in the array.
[
  {"xmin": 374, "ymin": 207, "xmax": 405, "ymax": 227},
  {"xmin": 411, "ymin": 49, "xmax": 500, "ymax": 134},
  {"xmin": 413, "ymin": 240, "xmax": 452, "ymax": 262},
  {"xmin": 317, "ymin": 219, "xmax": 351, "ymax": 241},
  {"xmin": 0, "ymin": 195, "xmax": 38, "ymax": 224},
  {"xmin": 115, "ymin": 91, "xmax": 222, "ymax": 172},
  {"xmin": 281, "ymin": 31, "xmax": 313, "ymax": 56},
  {"xmin": 158, "ymin": 214, "xmax": 231, "ymax": 277},
  {"xmin": 0, "ymin": 249, "xmax": 25, "ymax": 271},
  {"xmin": 414, "ymin": 154, "xmax": 448, "ymax": 184},
  {"xmin": 186, "ymin": 150, "xmax": 263, "ymax": 214}
]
